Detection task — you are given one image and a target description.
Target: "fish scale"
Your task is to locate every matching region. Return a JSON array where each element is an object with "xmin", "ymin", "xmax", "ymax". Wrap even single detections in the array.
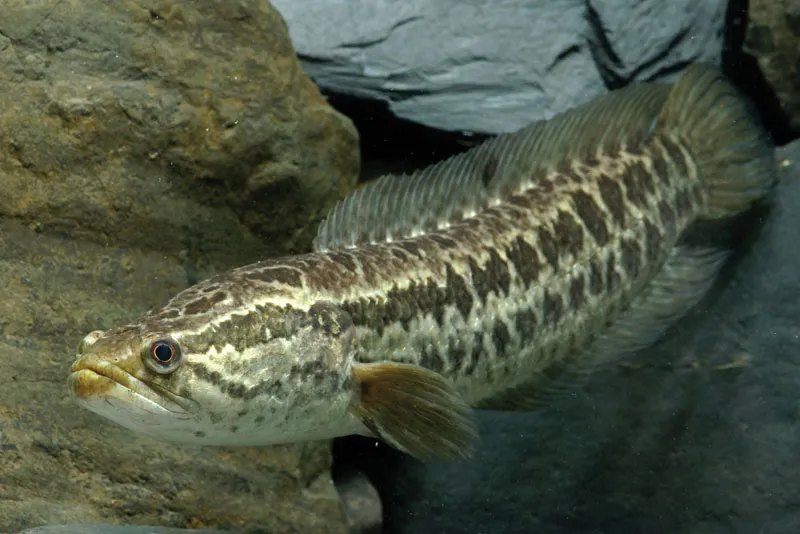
[
  {"xmin": 319, "ymin": 140, "xmax": 696, "ymax": 395},
  {"xmin": 68, "ymin": 64, "xmax": 776, "ymax": 461}
]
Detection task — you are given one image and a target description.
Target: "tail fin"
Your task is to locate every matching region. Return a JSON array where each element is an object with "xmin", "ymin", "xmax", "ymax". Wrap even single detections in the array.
[{"xmin": 656, "ymin": 63, "xmax": 777, "ymax": 219}]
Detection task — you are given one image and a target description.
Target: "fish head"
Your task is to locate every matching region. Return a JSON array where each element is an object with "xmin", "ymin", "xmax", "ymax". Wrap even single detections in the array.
[
  {"xmin": 68, "ymin": 323, "xmax": 200, "ymax": 440},
  {"xmin": 68, "ymin": 299, "xmax": 364, "ymax": 446}
]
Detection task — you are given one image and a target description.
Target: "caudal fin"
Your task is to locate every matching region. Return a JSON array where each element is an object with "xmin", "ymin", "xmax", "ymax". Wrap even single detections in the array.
[{"xmin": 656, "ymin": 63, "xmax": 777, "ymax": 219}]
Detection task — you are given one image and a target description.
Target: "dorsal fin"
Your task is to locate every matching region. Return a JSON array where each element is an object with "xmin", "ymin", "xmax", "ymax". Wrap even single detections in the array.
[{"xmin": 313, "ymin": 83, "xmax": 672, "ymax": 252}]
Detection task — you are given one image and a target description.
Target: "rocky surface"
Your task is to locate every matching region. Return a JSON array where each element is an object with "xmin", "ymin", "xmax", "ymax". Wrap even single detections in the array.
[
  {"xmin": 0, "ymin": 0, "xmax": 359, "ymax": 264},
  {"xmin": 270, "ymin": 0, "xmax": 727, "ymax": 134},
  {"xmin": 347, "ymin": 140, "xmax": 800, "ymax": 533},
  {"xmin": 18, "ymin": 527, "xmax": 226, "ymax": 534},
  {"xmin": 334, "ymin": 471, "xmax": 382, "ymax": 534},
  {"xmin": 0, "ymin": 0, "xmax": 360, "ymax": 532},
  {"xmin": 745, "ymin": 0, "xmax": 800, "ymax": 132}
]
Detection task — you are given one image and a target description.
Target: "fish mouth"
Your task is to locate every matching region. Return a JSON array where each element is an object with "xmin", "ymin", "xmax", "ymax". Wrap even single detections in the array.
[{"xmin": 69, "ymin": 354, "xmax": 194, "ymax": 416}]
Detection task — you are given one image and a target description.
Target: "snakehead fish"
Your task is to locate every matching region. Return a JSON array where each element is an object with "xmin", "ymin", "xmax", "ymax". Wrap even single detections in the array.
[{"xmin": 68, "ymin": 64, "xmax": 775, "ymax": 460}]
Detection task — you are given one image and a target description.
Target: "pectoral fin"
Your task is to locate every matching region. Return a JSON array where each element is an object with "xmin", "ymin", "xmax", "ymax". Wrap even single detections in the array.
[{"xmin": 351, "ymin": 362, "xmax": 477, "ymax": 461}]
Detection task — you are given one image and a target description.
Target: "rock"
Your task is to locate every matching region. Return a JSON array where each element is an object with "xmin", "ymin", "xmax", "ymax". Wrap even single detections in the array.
[
  {"xmin": 745, "ymin": 0, "xmax": 800, "ymax": 132},
  {"xmin": 335, "ymin": 470, "xmax": 383, "ymax": 534},
  {"xmin": 351, "ymin": 141, "xmax": 800, "ymax": 532},
  {"xmin": 0, "ymin": 0, "xmax": 360, "ymax": 532},
  {"xmin": 270, "ymin": 0, "xmax": 727, "ymax": 134},
  {"xmin": 0, "ymin": 0, "xmax": 359, "ymax": 268},
  {"xmin": 17, "ymin": 527, "xmax": 226, "ymax": 534}
]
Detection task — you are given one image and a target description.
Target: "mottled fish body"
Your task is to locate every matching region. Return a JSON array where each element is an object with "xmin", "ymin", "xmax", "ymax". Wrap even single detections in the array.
[{"xmin": 69, "ymin": 64, "xmax": 776, "ymax": 460}]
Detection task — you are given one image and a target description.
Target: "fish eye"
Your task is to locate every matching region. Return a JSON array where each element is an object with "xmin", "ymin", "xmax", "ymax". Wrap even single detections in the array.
[{"xmin": 143, "ymin": 338, "xmax": 182, "ymax": 374}]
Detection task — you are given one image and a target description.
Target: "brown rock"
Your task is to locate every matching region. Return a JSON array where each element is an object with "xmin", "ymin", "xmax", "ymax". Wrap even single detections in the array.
[
  {"xmin": 0, "ymin": 0, "xmax": 361, "ymax": 532},
  {"xmin": 0, "ymin": 0, "xmax": 359, "ymax": 267},
  {"xmin": 745, "ymin": 0, "xmax": 800, "ymax": 131}
]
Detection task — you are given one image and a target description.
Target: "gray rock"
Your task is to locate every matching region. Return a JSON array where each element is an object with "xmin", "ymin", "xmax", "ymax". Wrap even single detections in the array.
[
  {"xmin": 745, "ymin": 0, "xmax": 800, "ymax": 132},
  {"xmin": 336, "ymin": 471, "xmax": 383, "ymax": 534},
  {"xmin": 376, "ymin": 140, "xmax": 800, "ymax": 532},
  {"xmin": 271, "ymin": 0, "xmax": 727, "ymax": 134}
]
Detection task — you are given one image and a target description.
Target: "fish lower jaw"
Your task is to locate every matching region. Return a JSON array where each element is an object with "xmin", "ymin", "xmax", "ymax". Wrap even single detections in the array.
[
  {"xmin": 69, "ymin": 369, "xmax": 123, "ymax": 402},
  {"xmin": 68, "ymin": 367, "xmax": 189, "ymax": 416},
  {"xmin": 68, "ymin": 370, "xmax": 198, "ymax": 442}
]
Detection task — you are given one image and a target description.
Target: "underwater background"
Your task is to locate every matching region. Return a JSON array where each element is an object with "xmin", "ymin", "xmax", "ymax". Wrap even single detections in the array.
[{"xmin": 1, "ymin": 1, "xmax": 798, "ymax": 533}]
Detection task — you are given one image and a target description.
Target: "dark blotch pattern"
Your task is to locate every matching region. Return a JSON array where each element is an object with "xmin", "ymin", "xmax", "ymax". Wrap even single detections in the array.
[
  {"xmin": 552, "ymin": 210, "xmax": 584, "ymax": 258},
  {"xmin": 449, "ymin": 342, "xmax": 468, "ymax": 374},
  {"xmin": 397, "ymin": 240, "xmax": 423, "ymax": 258},
  {"xmin": 429, "ymin": 234, "xmax": 459, "ymax": 248},
  {"xmin": 467, "ymin": 333, "xmax": 485, "ymax": 376},
  {"xmin": 183, "ymin": 297, "xmax": 214, "ymax": 315},
  {"xmin": 571, "ymin": 190, "xmax": 610, "ymax": 245},
  {"xmin": 342, "ymin": 297, "xmax": 380, "ymax": 334},
  {"xmin": 589, "ymin": 261, "xmax": 604, "ymax": 295},
  {"xmin": 289, "ymin": 360, "xmax": 330, "ymax": 387},
  {"xmin": 605, "ymin": 251, "xmax": 621, "ymax": 292},
  {"xmin": 597, "ymin": 174, "xmax": 626, "ymax": 226},
  {"xmin": 327, "ymin": 251, "xmax": 358, "ymax": 274},
  {"xmin": 532, "ymin": 173, "xmax": 555, "ymax": 194},
  {"xmin": 569, "ymin": 274, "xmax": 586, "ymax": 309},
  {"xmin": 515, "ymin": 309, "xmax": 537, "ymax": 344},
  {"xmin": 309, "ymin": 301, "xmax": 353, "ymax": 337},
  {"xmin": 391, "ymin": 248, "xmax": 408, "ymax": 261},
  {"xmin": 344, "ymin": 277, "xmax": 448, "ymax": 334},
  {"xmin": 419, "ymin": 344, "xmax": 441, "ymax": 372},
  {"xmin": 553, "ymin": 168, "xmax": 571, "ymax": 186},
  {"xmin": 191, "ymin": 364, "xmax": 247, "ymax": 399},
  {"xmin": 342, "ymin": 241, "xmax": 527, "ymax": 335},
  {"xmin": 619, "ymin": 239, "xmax": 642, "ymax": 277},
  {"xmin": 543, "ymin": 290, "xmax": 563, "ymax": 325},
  {"xmin": 446, "ymin": 264, "xmax": 473, "ymax": 320},
  {"xmin": 181, "ymin": 292, "xmax": 226, "ymax": 316},
  {"xmin": 154, "ymin": 309, "xmax": 180, "ymax": 320},
  {"xmin": 507, "ymin": 194, "xmax": 533, "ymax": 210},
  {"xmin": 183, "ymin": 304, "xmax": 304, "ymax": 355},
  {"xmin": 468, "ymin": 249, "xmax": 511, "ymax": 302},
  {"xmin": 637, "ymin": 165, "xmax": 657, "ymax": 195},
  {"xmin": 305, "ymin": 261, "xmax": 342, "ymax": 289},
  {"xmin": 622, "ymin": 162, "xmax": 650, "ymax": 208},
  {"xmin": 506, "ymin": 236, "xmax": 543, "ymax": 286},
  {"xmin": 245, "ymin": 266, "xmax": 303, "ymax": 287},
  {"xmin": 189, "ymin": 354, "xmax": 342, "ymax": 402},
  {"xmin": 537, "ymin": 228, "xmax": 560, "ymax": 269},
  {"xmin": 650, "ymin": 154, "xmax": 669, "ymax": 181},
  {"xmin": 492, "ymin": 321, "xmax": 511, "ymax": 357},
  {"xmin": 644, "ymin": 221, "xmax": 663, "ymax": 262}
]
